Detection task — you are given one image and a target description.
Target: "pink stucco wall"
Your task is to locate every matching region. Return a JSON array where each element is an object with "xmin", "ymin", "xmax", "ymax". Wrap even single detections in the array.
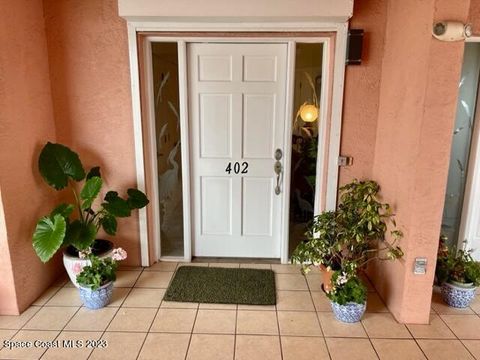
[
  {"xmin": 43, "ymin": 0, "xmax": 141, "ymax": 266},
  {"xmin": 0, "ymin": 0, "xmax": 476, "ymax": 323},
  {"xmin": 0, "ymin": 0, "xmax": 62, "ymax": 314},
  {"xmin": 368, "ymin": 0, "xmax": 470, "ymax": 324},
  {"xmin": 339, "ymin": 0, "xmax": 387, "ymax": 185}
]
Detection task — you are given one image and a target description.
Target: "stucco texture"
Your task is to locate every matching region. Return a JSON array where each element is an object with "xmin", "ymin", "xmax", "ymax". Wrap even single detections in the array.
[
  {"xmin": 43, "ymin": 0, "xmax": 141, "ymax": 266},
  {"xmin": 339, "ymin": 0, "xmax": 387, "ymax": 184},
  {"xmin": 0, "ymin": 0, "xmax": 61, "ymax": 314},
  {"xmin": 368, "ymin": 0, "xmax": 470, "ymax": 323},
  {"xmin": 0, "ymin": 0, "xmax": 477, "ymax": 323}
]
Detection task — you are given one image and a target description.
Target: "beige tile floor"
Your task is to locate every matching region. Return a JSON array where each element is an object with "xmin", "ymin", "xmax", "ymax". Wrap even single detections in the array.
[{"xmin": 0, "ymin": 262, "xmax": 479, "ymax": 359}]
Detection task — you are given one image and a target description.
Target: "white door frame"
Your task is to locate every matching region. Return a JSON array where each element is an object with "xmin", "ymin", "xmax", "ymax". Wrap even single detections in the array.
[
  {"xmin": 457, "ymin": 37, "xmax": 480, "ymax": 256},
  {"xmin": 126, "ymin": 22, "xmax": 349, "ymax": 265}
]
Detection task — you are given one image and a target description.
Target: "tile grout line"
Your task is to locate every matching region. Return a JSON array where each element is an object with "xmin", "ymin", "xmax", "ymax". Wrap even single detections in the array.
[
  {"xmin": 233, "ymin": 304, "xmax": 238, "ymax": 360},
  {"xmin": 359, "ymin": 318, "xmax": 380, "ymax": 359},
  {"xmin": 16, "ymin": 277, "xmax": 77, "ymax": 360},
  {"xmin": 177, "ymin": 261, "xmax": 200, "ymax": 360},
  {"xmin": 183, "ymin": 304, "xmax": 200, "ymax": 360},
  {"xmin": 136, "ymin": 262, "xmax": 182, "ymax": 359},
  {"xmin": 305, "ymin": 273, "xmax": 332, "ymax": 360},
  {"xmin": 86, "ymin": 266, "xmax": 145, "ymax": 360},
  {"xmin": 274, "ymin": 298, "xmax": 284, "ymax": 360},
  {"xmin": 403, "ymin": 321, "xmax": 429, "ymax": 360},
  {"xmin": 38, "ymin": 303, "xmax": 83, "ymax": 359},
  {"xmin": 0, "ymin": 302, "xmax": 46, "ymax": 353},
  {"xmin": 135, "ymin": 302, "xmax": 162, "ymax": 359},
  {"xmin": 435, "ymin": 310, "xmax": 478, "ymax": 359},
  {"xmin": 12, "ymin": 264, "xmax": 480, "ymax": 359}
]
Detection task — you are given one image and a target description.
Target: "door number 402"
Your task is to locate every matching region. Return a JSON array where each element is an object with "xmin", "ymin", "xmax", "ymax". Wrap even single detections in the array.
[{"xmin": 225, "ymin": 162, "xmax": 249, "ymax": 174}]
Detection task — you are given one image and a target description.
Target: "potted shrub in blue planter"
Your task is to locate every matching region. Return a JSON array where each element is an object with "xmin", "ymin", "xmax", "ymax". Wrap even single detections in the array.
[
  {"xmin": 76, "ymin": 248, "xmax": 127, "ymax": 309},
  {"xmin": 436, "ymin": 245, "xmax": 480, "ymax": 308},
  {"xmin": 327, "ymin": 270, "xmax": 367, "ymax": 323}
]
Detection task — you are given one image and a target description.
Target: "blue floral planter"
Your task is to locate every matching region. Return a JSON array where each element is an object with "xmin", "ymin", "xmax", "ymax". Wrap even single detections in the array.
[
  {"xmin": 441, "ymin": 282, "xmax": 476, "ymax": 308},
  {"xmin": 79, "ymin": 282, "xmax": 114, "ymax": 309},
  {"xmin": 331, "ymin": 301, "xmax": 366, "ymax": 323}
]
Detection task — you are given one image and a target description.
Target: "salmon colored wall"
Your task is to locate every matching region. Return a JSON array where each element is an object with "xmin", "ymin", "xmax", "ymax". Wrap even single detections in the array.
[
  {"xmin": 43, "ymin": 0, "xmax": 141, "ymax": 266},
  {"xmin": 0, "ymin": 0, "xmax": 62, "ymax": 315},
  {"xmin": 339, "ymin": 0, "xmax": 387, "ymax": 185},
  {"xmin": 468, "ymin": 0, "xmax": 480, "ymax": 32},
  {"xmin": 0, "ymin": 190, "xmax": 18, "ymax": 314},
  {"xmin": 369, "ymin": 0, "xmax": 470, "ymax": 324}
]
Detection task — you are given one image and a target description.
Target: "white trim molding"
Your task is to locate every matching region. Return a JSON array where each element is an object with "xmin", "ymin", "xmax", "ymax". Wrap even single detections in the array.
[
  {"xmin": 126, "ymin": 23, "xmax": 150, "ymax": 266},
  {"xmin": 118, "ymin": 0, "xmax": 353, "ymax": 23},
  {"xmin": 124, "ymin": 20, "xmax": 350, "ymax": 265}
]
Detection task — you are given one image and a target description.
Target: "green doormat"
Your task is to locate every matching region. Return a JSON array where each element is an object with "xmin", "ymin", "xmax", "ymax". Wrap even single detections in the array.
[{"xmin": 163, "ymin": 266, "xmax": 276, "ymax": 305}]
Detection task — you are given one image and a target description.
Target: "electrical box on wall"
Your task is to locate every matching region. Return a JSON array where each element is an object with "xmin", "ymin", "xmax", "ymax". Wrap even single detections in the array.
[
  {"xmin": 338, "ymin": 156, "xmax": 353, "ymax": 166},
  {"xmin": 346, "ymin": 29, "xmax": 364, "ymax": 65},
  {"xmin": 414, "ymin": 257, "xmax": 428, "ymax": 275}
]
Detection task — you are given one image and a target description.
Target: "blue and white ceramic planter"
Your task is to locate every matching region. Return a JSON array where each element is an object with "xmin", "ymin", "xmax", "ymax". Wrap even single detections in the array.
[
  {"xmin": 79, "ymin": 282, "xmax": 114, "ymax": 309},
  {"xmin": 331, "ymin": 301, "xmax": 367, "ymax": 323},
  {"xmin": 441, "ymin": 282, "xmax": 476, "ymax": 308}
]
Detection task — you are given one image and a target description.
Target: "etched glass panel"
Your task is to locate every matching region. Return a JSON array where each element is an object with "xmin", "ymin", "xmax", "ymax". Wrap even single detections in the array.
[{"xmin": 152, "ymin": 43, "xmax": 184, "ymax": 257}]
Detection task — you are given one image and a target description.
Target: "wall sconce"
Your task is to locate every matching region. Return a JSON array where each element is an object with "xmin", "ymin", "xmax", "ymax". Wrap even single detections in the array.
[{"xmin": 299, "ymin": 103, "xmax": 319, "ymax": 123}]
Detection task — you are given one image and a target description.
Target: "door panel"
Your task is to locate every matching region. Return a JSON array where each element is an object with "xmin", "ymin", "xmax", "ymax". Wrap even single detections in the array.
[
  {"xmin": 243, "ymin": 56, "xmax": 278, "ymax": 82},
  {"xmin": 201, "ymin": 177, "xmax": 232, "ymax": 235},
  {"xmin": 199, "ymin": 93, "xmax": 232, "ymax": 158},
  {"xmin": 198, "ymin": 55, "xmax": 233, "ymax": 81},
  {"xmin": 188, "ymin": 43, "xmax": 288, "ymax": 258},
  {"xmin": 242, "ymin": 177, "xmax": 274, "ymax": 236},
  {"xmin": 243, "ymin": 94, "xmax": 276, "ymax": 158}
]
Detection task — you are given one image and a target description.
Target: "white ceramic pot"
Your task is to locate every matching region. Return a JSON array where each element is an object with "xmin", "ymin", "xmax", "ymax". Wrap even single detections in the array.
[{"xmin": 63, "ymin": 240, "xmax": 114, "ymax": 287}]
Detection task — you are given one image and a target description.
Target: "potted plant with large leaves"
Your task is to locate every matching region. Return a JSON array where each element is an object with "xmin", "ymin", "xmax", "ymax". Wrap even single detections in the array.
[{"xmin": 32, "ymin": 142, "xmax": 149, "ymax": 286}]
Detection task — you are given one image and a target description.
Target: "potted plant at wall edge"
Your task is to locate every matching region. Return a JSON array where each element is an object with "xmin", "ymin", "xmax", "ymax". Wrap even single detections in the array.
[
  {"xmin": 32, "ymin": 142, "xmax": 149, "ymax": 286},
  {"xmin": 291, "ymin": 179, "xmax": 404, "ymax": 293},
  {"xmin": 326, "ymin": 263, "xmax": 368, "ymax": 323},
  {"xmin": 436, "ymin": 243, "xmax": 480, "ymax": 308},
  {"xmin": 76, "ymin": 247, "xmax": 127, "ymax": 309}
]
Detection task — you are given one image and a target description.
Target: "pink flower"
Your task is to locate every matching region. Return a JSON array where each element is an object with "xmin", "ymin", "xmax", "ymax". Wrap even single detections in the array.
[
  {"xmin": 72, "ymin": 263, "xmax": 84, "ymax": 274},
  {"xmin": 112, "ymin": 248, "xmax": 127, "ymax": 261}
]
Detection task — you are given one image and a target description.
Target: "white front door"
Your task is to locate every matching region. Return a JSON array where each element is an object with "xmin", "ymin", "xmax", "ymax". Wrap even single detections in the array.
[{"xmin": 188, "ymin": 43, "xmax": 288, "ymax": 258}]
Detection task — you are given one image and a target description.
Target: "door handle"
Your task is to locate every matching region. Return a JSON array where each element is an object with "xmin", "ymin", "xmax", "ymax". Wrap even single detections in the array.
[{"xmin": 274, "ymin": 149, "xmax": 283, "ymax": 195}]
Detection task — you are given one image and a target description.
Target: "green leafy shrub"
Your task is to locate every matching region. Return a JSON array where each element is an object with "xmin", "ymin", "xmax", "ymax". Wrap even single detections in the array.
[
  {"xmin": 326, "ymin": 271, "xmax": 367, "ymax": 305},
  {"xmin": 32, "ymin": 142, "xmax": 149, "ymax": 262},
  {"xmin": 76, "ymin": 248, "xmax": 127, "ymax": 290},
  {"xmin": 291, "ymin": 179, "xmax": 403, "ymax": 274},
  {"xmin": 436, "ymin": 246, "xmax": 480, "ymax": 286},
  {"xmin": 76, "ymin": 255, "xmax": 118, "ymax": 291}
]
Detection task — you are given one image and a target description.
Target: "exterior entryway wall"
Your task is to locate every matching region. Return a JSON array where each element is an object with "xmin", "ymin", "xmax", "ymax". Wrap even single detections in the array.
[
  {"xmin": 1, "ymin": 0, "xmax": 479, "ymax": 323},
  {"xmin": 367, "ymin": 0, "xmax": 473, "ymax": 324}
]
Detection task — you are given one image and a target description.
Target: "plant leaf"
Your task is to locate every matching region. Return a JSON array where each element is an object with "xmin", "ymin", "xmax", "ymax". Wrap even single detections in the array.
[
  {"xmin": 50, "ymin": 203, "xmax": 74, "ymax": 219},
  {"xmin": 103, "ymin": 192, "xmax": 131, "ymax": 217},
  {"xmin": 104, "ymin": 191, "xmax": 118, "ymax": 202},
  {"xmin": 101, "ymin": 215, "xmax": 117, "ymax": 236},
  {"xmin": 127, "ymin": 188, "xmax": 149, "ymax": 209},
  {"xmin": 38, "ymin": 142, "xmax": 85, "ymax": 190},
  {"xmin": 86, "ymin": 166, "xmax": 101, "ymax": 180},
  {"xmin": 64, "ymin": 220, "xmax": 97, "ymax": 250},
  {"xmin": 32, "ymin": 214, "xmax": 66, "ymax": 263},
  {"xmin": 80, "ymin": 176, "xmax": 102, "ymax": 209}
]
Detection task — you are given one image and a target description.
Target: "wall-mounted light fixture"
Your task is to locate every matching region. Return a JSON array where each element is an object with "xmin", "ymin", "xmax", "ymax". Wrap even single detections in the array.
[{"xmin": 433, "ymin": 21, "xmax": 472, "ymax": 42}]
